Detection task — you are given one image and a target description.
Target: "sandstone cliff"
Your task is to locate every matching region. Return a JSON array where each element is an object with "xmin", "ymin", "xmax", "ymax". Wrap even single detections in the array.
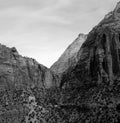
[
  {"xmin": 0, "ymin": 44, "xmax": 59, "ymax": 90},
  {"xmin": 0, "ymin": 43, "xmax": 59, "ymax": 123},
  {"xmin": 74, "ymin": 1, "xmax": 120, "ymax": 86},
  {"xmin": 44, "ymin": 2, "xmax": 120, "ymax": 123},
  {"xmin": 51, "ymin": 33, "xmax": 87, "ymax": 75},
  {"xmin": 2, "ymin": 1, "xmax": 120, "ymax": 123},
  {"xmin": 50, "ymin": 34, "xmax": 87, "ymax": 88},
  {"xmin": 53, "ymin": 2, "xmax": 120, "ymax": 88}
]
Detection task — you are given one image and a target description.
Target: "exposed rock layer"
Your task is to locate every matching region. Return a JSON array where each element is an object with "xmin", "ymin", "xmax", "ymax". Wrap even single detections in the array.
[
  {"xmin": 51, "ymin": 1, "xmax": 120, "ymax": 88},
  {"xmin": 74, "ymin": 2, "xmax": 120, "ymax": 86},
  {"xmin": 51, "ymin": 33, "xmax": 87, "ymax": 75},
  {"xmin": 0, "ymin": 44, "xmax": 59, "ymax": 90},
  {"xmin": 50, "ymin": 34, "xmax": 87, "ymax": 87},
  {"xmin": 1, "ymin": 2, "xmax": 120, "ymax": 123}
]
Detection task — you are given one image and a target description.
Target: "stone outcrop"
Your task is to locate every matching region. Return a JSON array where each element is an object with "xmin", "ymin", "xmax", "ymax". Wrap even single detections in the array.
[
  {"xmin": 74, "ymin": 1, "xmax": 120, "ymax": 86},
  {"xmin": 44, "ymin": 2, "xmax": 120, "ymax": 122},
  {"xmin": 51, "ymin": 33, "xmax": 87, "ymax": 75},
  {"xmin": 51, "ymin": 1, "xmax": 120, "ymax": 88},
  {"xmin": 0, "ymin": 44, "xmax": 59, "ymax": 123},
  {"xmin": 0, "ymin": 44, "xmax": 59, "ymax": 90},
  {"xmin": 50, "ymin": 33, "xmax": 87, "ymax": 87},
  {"xmin": 2, "ymin": 2, "xmax": 120, "ymax": 123}
]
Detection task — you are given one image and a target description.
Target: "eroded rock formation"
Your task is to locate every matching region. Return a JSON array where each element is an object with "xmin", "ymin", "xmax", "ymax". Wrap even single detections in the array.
[
  {"xmin": 0, "ymin": 43, "xmax": 59, "ymax": 123},
  {"xmin": 0, "ymin": 43, "xmax": 59, "ymax": 90},
  {"xmin": 2, "ymin": 1, "xmax": 120, "ymax": 123},
  {"xmin": 74, "ymin": 2, "xmax": 120, "ymax": 86},
  {"xmin": 51, "ymin": 2, "xmax": 120, "ymax": 88},
  {"xmin": 51, "ymin": 33, "xmax": 87, "ymax": 75},
  {"xmin": 50, "ymin": 33, "xmax": 87, "ymax": 88}
]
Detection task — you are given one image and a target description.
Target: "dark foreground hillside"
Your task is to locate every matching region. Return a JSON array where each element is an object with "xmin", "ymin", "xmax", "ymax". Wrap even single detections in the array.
[{"xmin": 1, "ymin": 82, "xmax": 120, "ymax": 123}]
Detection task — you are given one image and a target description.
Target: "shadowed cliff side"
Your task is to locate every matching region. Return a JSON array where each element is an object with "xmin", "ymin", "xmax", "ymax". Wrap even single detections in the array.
[
  {"xmin": 0, "ymin": 44, "xmax": 59, "ymax": 123},
  {"xmin": 45, "ymin": 2, "xmax": 120, "ymax": 123},
  {"xmin": 2, "ymin": 1, "xmax": 120, "ymax": 123},
  {"xmin": 51, "ymin": 1, "xmax": 120, "ymax": 89},
  {"xmin": 50, "ymin": 33, "xmax": 87, "ymax": 88},
  {"xmin": 0, "ymin": 44, "xmax": 59, "ymax": 90},
  {"xmin": 74, "ymin": 1, "xmax": 120, "ymax": 87}
]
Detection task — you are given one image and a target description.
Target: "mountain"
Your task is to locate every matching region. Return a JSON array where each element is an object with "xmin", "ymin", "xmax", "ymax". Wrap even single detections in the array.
[
  {"xmin": 47, "ymin": 2, "xmax": 120, "ymax": 123},
  {"xmin": 0, "ymin": 44, "xmax": 59, "ymax": 90},
  {"xmin": 2, "ymin": 1, "xmax": 120, "ymax": 123},
  {"xmin": 52, "ymin": 1, "xmax": 120, "ymax": 89},
  {"xmin": 0, "ymin": 43, "xmax": 60, "ymax": 123},
  {"xmin": 50, "ymin": 33, "xmax": 87, "ymax": 88},
  {"xmin": 74, "ymin": 1, "xmax": 120, "ymax": 86},
  {"xmin": 51, "ymin": 33, "xmax": 87, "ymax": 75}
]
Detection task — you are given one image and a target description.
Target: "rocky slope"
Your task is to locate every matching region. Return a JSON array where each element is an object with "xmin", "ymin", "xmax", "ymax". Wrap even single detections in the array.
[
  {"xmin": 74, "ymin": 1, "xmax": 120, "ymax": 86},
  {"xmin": 53, "ymin": 1, "xmax": 120, "ymax": 89},
  {"xmin": 2, "ymin": 1, "xmax": 120, "ymax": 123},
  {"xmin": 0, "ymin": 43, "xmax": 60, "ymax": 123},
  {"xmin": 50, "ymin": 33, "xmax": 87, "ymax": 88},
  {"xmin": 51, "ymin": 33, "xmax": 87, "ymax": 75},
  {"xmin": 46, "ymin": 2, "xmax": 120, "ymax": 123},
  {"xmin": 0, "ymin": 44, "xmax": 59, "ymax": 90}
]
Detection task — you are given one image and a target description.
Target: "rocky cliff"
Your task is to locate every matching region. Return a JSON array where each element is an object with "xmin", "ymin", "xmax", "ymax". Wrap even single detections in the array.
[
  {"xmin": 53, "ymin": 2, "xmax": 120, "ymax": 89},
  {"xmin": 0, "ymin": 44, "xmax": 59, "ymax": 90},
  {"xmin": 0, "ymin": 43, "xmax": 60, "ymax": 123},
  {"xmin": 45, "ymin": 2, "xmax": 120, "ymax": 123},
  {"xmin": 2, "ymin": 1, "xmax": 120, "ymax": 123},
  {"xmin": 50, "ymin": 33, "xmax": 87, "ymax": 88},
  {"xmin": 74, "ymin": 1, "xmax": 120, "ymax": 86},
  {"xmin": 51, "ymin": 33, "xmax": 87, "ymax": 75}
]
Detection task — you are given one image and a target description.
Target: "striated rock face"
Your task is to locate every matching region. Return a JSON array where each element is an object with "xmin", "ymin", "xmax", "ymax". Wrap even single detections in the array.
[
  {"xmin": 0, "ymin": 44, "xmax": 59, "ymax": 123},
  {"xmin": 2, "ymin": 2, "xmax": 120, "ymax": 123},
  {"xmin": 0, "ymin": 44, "xmax": 59, "ymax": 90},
  {"xmin": 50, "ymin": 34, "xmax": 87, "ymax": 87},
  {"xmin": 52, "ymin": 1, "xmax": 120, "ymax": 88},
  {"xmin": 44, "ymin": 3, "xmax": 120, "ymax": 123},
  {"xmin": 51, "ymin": 33, "xmax": 87, "ymax": 75},
  {"xmin": 74, "ymin": 2, "xmax": 120, "ymax": 86}
]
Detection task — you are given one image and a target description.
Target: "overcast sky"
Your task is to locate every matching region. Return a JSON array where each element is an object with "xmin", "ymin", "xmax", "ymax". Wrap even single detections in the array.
[{"xmin": 0, "ymin": 0, "xmax": 119, "ymax": 67}]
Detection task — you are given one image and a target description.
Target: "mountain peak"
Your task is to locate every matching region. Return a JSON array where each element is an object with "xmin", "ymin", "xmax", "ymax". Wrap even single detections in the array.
[
  {"xmin": 74, "ymin": 2, "xmax": 120, "ymax": 86},
  {"xmin": 51, "ymin": 1, "xmax": 120, "ymax": 88},
  {"xmin": 99, "ymin": 2, "xmax": 120, "ymax": 26},
  {"xmin": 50, "ymin": 34, "xmax": 87, "ymax": 76},
  {"xmin": 114, "ymin": 1, "xmax": 120, "ymax": 19},
  {"xmin": 114, "ymin": 1, "xmax": 120, "ymax": 11}
]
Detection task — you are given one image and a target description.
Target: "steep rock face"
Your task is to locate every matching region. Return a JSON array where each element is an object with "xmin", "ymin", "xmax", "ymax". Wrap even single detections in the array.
[
  {"xmin": 0, "ymin": 44, "xmax": 59, "ymax": 90},
  {"xmin": 53, "ymin": 2, "xmax": 120, "ymax": 88},
  {"xmin": 51, "ymin": 34, "xmax": 87, "ymax": 75},
  {"xmin": 0, "ymin": 44, "xmax": 59, "ymax": 123},
  {"xmin": 50, "ymin": 34, "xmax": 87, "ymax": 87},
  {"xmin": 74, "ymin": 2, "xmax": 120, "ymax": 86},
  {"xmin": 43, "ymin": 3, "xmax": 120, "ymax": 123},
  {"xmin": 2, "ymin": 2, "xmax": 120, "ymax": 123}
]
